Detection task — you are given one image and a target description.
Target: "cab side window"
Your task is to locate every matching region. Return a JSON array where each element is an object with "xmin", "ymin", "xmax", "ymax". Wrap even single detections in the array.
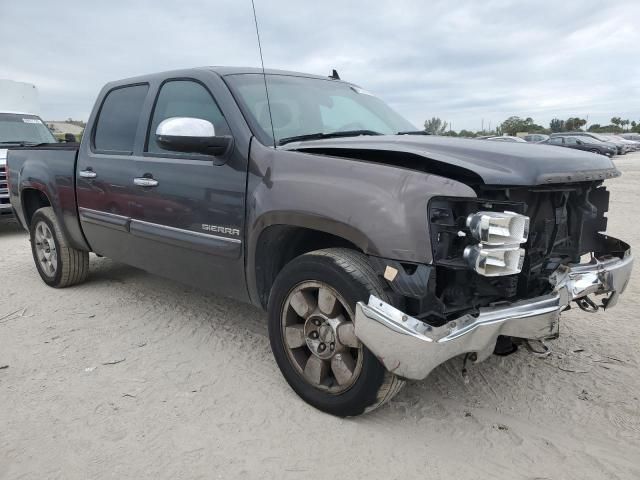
[
  {"xmin": 147, "ymin": 80, "xmax": 230, "ymax": 154},
  {"xmin": 94, "ymin": 84, "xmax": 149, "ymax": 153}
]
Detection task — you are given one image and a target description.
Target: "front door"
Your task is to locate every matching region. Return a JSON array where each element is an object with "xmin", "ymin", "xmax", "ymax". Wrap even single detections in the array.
[{"xmin": 127, "ymin": 79, "xmax": 248, "ymax": 298}]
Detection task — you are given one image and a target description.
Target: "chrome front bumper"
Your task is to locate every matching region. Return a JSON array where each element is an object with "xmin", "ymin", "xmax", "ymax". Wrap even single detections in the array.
[{"xmin": 354, "ymin": 247, "xmax": 633, "ymax": 381}]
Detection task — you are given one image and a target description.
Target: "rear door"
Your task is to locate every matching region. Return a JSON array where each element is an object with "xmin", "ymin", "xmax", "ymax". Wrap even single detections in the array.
[
  {"xmin": 76, "ymin": 83, "xmax": 149, "ymax": 260},
  {"xmin": 127, "ymin": 77, "xmax": 248, "ymax": 298}
]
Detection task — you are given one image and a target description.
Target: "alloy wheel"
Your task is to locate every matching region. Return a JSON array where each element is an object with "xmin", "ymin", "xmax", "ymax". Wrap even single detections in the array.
[
  {"xmin": 34, "ymin": 221, "xmax": 57, "ymax": 277},
  {"xmin": 281, "ymin": 281, "xmax": 363, "ymax": 393}
]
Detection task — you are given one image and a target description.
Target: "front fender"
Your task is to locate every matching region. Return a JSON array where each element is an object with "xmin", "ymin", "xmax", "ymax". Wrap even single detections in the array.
[{"xmin": 245, "ymin": 140, "xmax": 477, "ymax": 303}]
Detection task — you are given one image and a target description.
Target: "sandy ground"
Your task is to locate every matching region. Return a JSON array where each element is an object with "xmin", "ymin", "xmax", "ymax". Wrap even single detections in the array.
[{"xmin": 1, "ymin": 155, "xmax": 639, "ymax": 480}]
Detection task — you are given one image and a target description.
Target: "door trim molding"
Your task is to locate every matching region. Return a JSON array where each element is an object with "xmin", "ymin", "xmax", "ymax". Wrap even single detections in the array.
[
  {"xmin": 78, "ymin": 207, "xmax": 242, "ymax": 258},
  {"xmin": 79, "ymin": 207, "xmax": 130, "ymax": 232},
  {"xmin": 129, "ymin": 218, "xmax": 242, "ymax": 258}
]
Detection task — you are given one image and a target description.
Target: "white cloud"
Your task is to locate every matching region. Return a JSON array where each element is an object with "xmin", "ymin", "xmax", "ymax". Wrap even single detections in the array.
[{"xmin": 1, "ymin": 0, "xmax": 638, "ymax": 129}]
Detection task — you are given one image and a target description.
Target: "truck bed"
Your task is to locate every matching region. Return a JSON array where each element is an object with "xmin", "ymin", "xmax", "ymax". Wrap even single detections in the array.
[{"xmin": 7, "ymin": 143, "xmax": 88, "ymax": 251}]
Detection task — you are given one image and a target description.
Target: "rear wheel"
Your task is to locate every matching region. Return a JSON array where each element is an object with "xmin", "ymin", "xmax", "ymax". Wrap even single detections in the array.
[
  {"xmin": 29, "ymin": 207, "xmax": 89, "ymax": 287},
  {"xmin": 268, "ymin": 248, "xmax": 404, "ymax": 416}
]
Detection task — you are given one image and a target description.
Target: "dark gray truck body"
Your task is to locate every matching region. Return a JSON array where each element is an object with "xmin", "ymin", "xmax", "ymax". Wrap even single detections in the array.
[{"xmin": 7, "ymin": 68, "xmax": 633, "ymax": 398}]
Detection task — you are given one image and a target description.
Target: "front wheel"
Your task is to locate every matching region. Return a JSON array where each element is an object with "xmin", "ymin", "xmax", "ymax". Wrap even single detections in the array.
[
  {"xmin": 268, "ymin": 248, "xmax": 404, "ymax": 416},
  {"xmin": 29, "ymin": 207, "xmax": 89, "ymax": 287}
]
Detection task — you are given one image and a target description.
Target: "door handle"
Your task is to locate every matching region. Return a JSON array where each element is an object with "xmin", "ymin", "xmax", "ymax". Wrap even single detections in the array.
[
  {"xmin": 79, "ymin": 169, "xmax": 97, "ymax": 179},
  {"xmin": 134, "ymin": 177, "xmax": 159, "ymax": 187}
]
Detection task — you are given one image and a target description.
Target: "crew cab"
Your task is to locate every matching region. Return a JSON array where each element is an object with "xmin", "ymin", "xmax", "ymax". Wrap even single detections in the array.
[{"xmin": 7, "ymin": 67, "xmax": 633, "ymax": 416}]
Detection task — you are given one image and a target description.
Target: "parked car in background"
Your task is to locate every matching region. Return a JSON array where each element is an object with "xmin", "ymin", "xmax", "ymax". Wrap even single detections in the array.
[
  {"xmin": 523, "ymin": 134, "xmax": 549, "ymax": 143},
  {"xmin": 543, "ymin": 135, "xmax": 616, "ymax": 157},
  {"xmin": 551, "ymin": 132, "xmax": 626, "ymax": 155},
  {"xmin": 1, "ymin": 113, "xmax": 58, "ymax": 219},
  {"xmin": 485, "ymin": 135, "xmax": 527, "ymax": 143},
  {"xmin": 620, "ymin": 133, "xmax": 640, "ymax": 142},
  {"xmin": 603, "ymin": 134, "xmax": 640, "ymax": 152}
]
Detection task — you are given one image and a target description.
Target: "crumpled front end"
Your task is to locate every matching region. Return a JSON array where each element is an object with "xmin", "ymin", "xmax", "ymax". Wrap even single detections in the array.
[{"xmin": 354, "ymin": 237, "xmax": 632, "ymax": 380}]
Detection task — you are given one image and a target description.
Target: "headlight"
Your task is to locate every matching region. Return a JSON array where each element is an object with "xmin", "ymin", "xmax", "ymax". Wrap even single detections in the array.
[
  {"xmin": 428, "ymin": 198, "xmax": 529, "ymax": 277},
  {"xmin": 466, "ymin": 211, "xmax": 529, "ymax": 245},
  {"xmin": 463, "ymin": 245, "xmax": 525, "ymax": 277},
  {"xmin": 464, "ymin": 211, "xmax": 529, "ymax": 277}
]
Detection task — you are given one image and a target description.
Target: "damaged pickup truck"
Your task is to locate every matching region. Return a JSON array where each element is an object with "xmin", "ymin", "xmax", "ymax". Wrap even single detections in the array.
[{"xmin": 7, "ymin": 67, "xmax": 633, "ymax": 416}]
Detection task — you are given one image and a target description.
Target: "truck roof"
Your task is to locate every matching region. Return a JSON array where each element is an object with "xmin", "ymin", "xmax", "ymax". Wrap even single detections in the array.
[{"xmin": 103, "ymin": 66, "xmax": 350, "ymax": 89}]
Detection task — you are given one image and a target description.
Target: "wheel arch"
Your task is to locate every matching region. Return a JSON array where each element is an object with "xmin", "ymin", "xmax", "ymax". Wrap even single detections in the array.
[
  {"xmin": 21, "ymin": 187, "xmax": 52, "ymax": 226},
  {"xmin": 19, "ymin": 185, "xmax": 90, "ymax": 252},
  {"xmin": 250, "ymin": 222, "xmax": 365, "ymax": 309}
]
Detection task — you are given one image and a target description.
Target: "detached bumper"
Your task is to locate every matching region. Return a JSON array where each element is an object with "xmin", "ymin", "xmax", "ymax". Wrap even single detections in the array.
[{"xmin": 354, "ymin": 243, "xmax": 633, "ymax": 381}]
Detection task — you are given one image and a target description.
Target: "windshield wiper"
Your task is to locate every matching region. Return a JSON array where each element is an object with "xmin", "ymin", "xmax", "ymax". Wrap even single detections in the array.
[
  {"xmin": 278, "ymin": 129, "xmax": 383, "ymax": 146},
  {"xmin": 397, "ymin": 130, "xmax": 431, "ymax": 135}
]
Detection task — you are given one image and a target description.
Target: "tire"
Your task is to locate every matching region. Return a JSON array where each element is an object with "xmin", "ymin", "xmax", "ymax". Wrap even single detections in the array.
[
  {"xmin": 29, "ymin": 207, "xmax": 89, "ymax": 288},
  {"xmin": 268, "ymin": 248, "xmax": 404, "ymax": 416}
]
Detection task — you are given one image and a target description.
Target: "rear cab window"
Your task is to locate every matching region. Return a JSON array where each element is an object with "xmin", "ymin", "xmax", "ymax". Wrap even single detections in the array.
[{"xmin": 93, "ymin": 84, "xmax": 149, "ymax": 154}]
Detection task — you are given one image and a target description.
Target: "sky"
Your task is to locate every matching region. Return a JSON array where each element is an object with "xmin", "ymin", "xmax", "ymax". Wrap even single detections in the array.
[{"xmin": 1, "ymin": 0, "xmax": 639, "ymax": 131}]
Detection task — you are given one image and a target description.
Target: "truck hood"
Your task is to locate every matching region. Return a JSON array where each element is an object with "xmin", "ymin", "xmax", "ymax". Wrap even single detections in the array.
[{"xmin": 281, "ymin": 135, "xmax": 620, "ymax": 185}]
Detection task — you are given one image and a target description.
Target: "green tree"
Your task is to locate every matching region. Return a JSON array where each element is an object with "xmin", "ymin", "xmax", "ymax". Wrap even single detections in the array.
[
  {"xmin": 424, "ymin": 117, "xmax": 448, "ymax": 135},
  {"xmin": 611, "ymin": 117, "xmax": 622, "ymax": 128},
  {"xmin": 550, "ymin": 118, "xmax": 565, "ymax": 132},
  {"xmin": 498, "ymin": 116, "xmax": 531, "ymax": 136},
  {"xmin": 458, "ymin": 129, "xmax": 476, "ymax": 138},
  {"xmin": 564, "ymin": 117, "xmax": 587, "ymax": 131}
]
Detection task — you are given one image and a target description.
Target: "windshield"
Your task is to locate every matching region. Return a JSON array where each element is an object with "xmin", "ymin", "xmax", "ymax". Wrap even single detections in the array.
[
  {"xmin": 587, "ymin": 133, "xmax": 609, "ymax": 142},
  {"xmin": 0, "ymin": 113, "xmax": 56, "ymax": 144},
  {"xmin": 225, "ymin": 74, "xmax": 416, "ymax": 145}
]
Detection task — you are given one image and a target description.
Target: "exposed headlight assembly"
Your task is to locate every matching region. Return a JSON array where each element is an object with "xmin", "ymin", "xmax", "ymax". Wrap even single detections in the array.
[
  {"xmin": 464, "ymin": 211, "xmax": 529, "ymax": 277},
  {"xmin": 466, "ymin": 211, "xmax": 529, "ymax": 245},
  {"xmin": 463, "ymin": 244, "xmax": 525, "ymax": 277}
]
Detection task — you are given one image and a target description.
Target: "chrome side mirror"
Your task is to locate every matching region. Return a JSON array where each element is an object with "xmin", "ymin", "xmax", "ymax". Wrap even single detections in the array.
[{"xmin": 155, "ymin": 117, "xmax": 231, "ymax": 156}]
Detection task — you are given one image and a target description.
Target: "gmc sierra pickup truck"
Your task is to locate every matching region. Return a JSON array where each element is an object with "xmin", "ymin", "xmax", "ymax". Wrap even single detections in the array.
[{"xmin": 7, "ymin": 67, "xmax": 633, "ymax": 416}]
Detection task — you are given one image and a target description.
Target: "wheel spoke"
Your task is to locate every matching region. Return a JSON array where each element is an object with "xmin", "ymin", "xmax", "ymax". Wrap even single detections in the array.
[
  {"xmin": 337, "ymin": 322, "xmax": 359, "ymax": 348},
  {"xmin": 331, "ymin": 352, "xmax": 356, "ymax": 386},
  {"xmin": 284, "ymin": 324, "xmax": 306, "ymax": 348},
  {"xmin": 318, "ymin": 287, "xmax": 339, "ymax": 316},
  {"xmin": 289, "ymin": 290, "xmax": 316, "ymax": 319},
  {"xmin": 35, "ymin": 225, "xmax": 44, "ymax": 242},
  {"xmin": 303, "ymin": 355, "xmax": 328, "ymax": 386}
]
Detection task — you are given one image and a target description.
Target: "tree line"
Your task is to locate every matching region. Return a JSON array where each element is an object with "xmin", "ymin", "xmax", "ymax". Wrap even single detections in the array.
[{"xmin": 423, "ymin": 115, "xmax": 640, "ymax": 137}]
